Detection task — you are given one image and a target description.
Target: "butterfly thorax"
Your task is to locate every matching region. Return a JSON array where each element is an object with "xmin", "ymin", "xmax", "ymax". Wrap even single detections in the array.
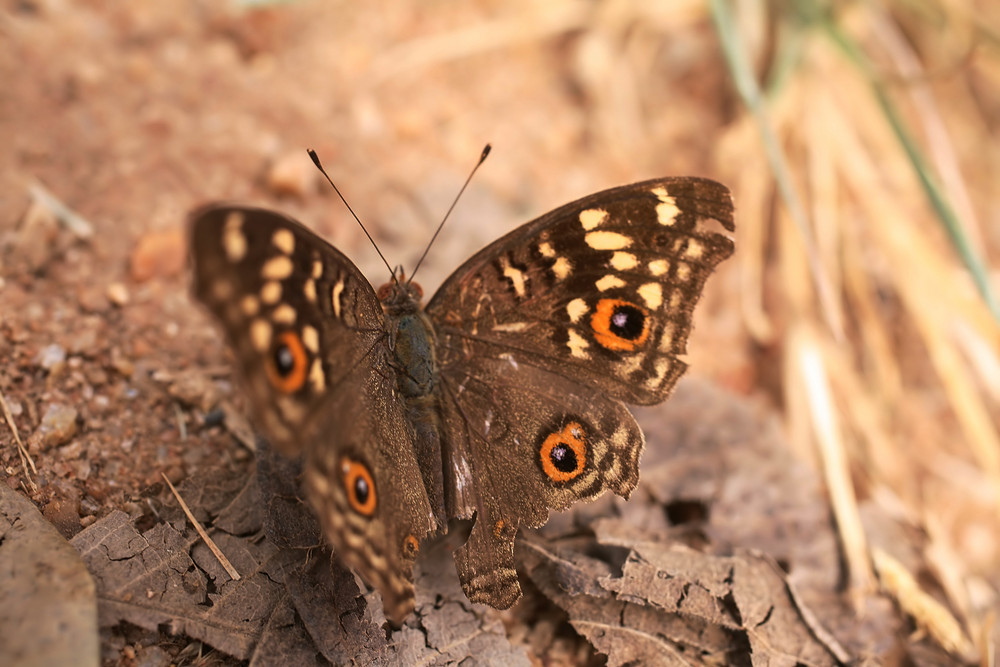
[{"xmin": 377, "ymin": 280, "xmax": 437, "ymax": 399}]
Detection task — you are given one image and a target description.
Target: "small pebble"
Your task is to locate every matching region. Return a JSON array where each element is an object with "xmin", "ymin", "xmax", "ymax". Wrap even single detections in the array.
[
  {"xmin": 15, "ymin": 199, "xmax": 59, "ymax": 273},
  {"xmin": 129, "ymin": 227, "xmax": 186, "ymax": 282},
  {"xmin": 110, "ymin": 347, "xmax": 135, "ymax": 377},
  {"xmin": 36, "ymin": 343, "xmax": 66, "ymax": 370},
  {"xmin": 36, "ymin": 403, "xmax": 79, "ymax": 450},
  {"xmin": 76, "ymin": 285, "xmax": 108, "ymax": 313},
  {"xmin": 106, "ymin": 282, "xmax": 129, "ymax": 306},
  {"xmin": 5, "ymin": 398, "xmax": 23, "ymax": 416}
]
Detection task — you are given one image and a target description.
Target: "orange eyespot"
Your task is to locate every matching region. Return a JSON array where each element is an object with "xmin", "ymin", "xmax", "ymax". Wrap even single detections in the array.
[
  {"xmin": 266, "ymin": 331, "xmax": 309, "ymax": 393},
  {"xmin": 403, "ymin": 534, "xmax": 420, "ymax": 558},
  {"xmin": 590, "ymin": 298, "xmax": 650, "ymax": 352},
  {"xmin": 341, "ymin": 456, "xmax": 377, "ymax": 516},
  {"xmin": 539, "ymin": 421, "xmax": 587, "ymax": 483}
]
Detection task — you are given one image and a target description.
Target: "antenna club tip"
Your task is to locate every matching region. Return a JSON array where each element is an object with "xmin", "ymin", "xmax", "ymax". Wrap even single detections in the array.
[
  {"xmin": 479, "ymin": 144, "xmax": 491, "ymax": 164},
  {"xmin": 308, "ymin": 149, "xmax": 322, "ymax": 168}
]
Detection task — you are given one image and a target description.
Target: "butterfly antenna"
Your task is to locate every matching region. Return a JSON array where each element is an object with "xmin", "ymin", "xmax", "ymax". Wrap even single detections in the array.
[
  {"xmin": 407, "ymin": 144, "xmax": 491, "ymax": 285},
  {"xmin": 308, "ymin": 149, "xmax": 397, "ymax": 283}
]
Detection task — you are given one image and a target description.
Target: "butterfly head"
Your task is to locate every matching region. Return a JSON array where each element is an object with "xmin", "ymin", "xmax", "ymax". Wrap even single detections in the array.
[{"xmin": 376, "ymin": 275, "xmax": 424, "ymax": 315}]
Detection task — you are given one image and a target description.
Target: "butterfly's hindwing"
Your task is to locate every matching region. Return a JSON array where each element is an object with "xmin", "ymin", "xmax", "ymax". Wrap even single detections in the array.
[{"xmin": 438, "ymin": 360, "xmax": 643, "ymax": 607}]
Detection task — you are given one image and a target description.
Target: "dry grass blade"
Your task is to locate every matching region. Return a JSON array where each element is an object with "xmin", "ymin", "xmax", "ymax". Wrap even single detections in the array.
[
  {"xmin": 161, "ymin": 473, "xmax": 241, "ymax": 581},
  {"xmin": 790, "ymin": 326, "xmax": 875, "ymax": 596},
  {"xmin": 826, "ymin": 99, "xmax": 1000, "ymax": 480},
  {"xmin": 873, "ymin": 547, "xmax": 974, "ymax": 659},
  {"xmin": 826, "ymin": 14, "xmax": 1000, "ymax": 321},
  {"xmin": 711, "ymin": 0, "xmax": 844, "ymax": 341},
  {"xmin": 0, "ymin": 388, "xmax": 36, "ymax": 488},
  {"xmin": 715, "ymin": 2, "xmax": 1000, "ymax": 658},
  {"xmin": 27, "ymin": 181, "xmax": 95, "ymax": 240}
]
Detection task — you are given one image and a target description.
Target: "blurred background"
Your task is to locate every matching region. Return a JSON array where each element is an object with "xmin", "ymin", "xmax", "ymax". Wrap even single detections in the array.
[{"xmin": 2, "ymin": 0, "xmax": 998, "ymax": 661}]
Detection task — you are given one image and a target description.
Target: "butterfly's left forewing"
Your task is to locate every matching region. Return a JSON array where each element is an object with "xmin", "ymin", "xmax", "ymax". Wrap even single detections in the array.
[
  {"xmin": 190, "ymin": 205, "xmax": 384, "ymax": 454},
  {"xmin": 426, "ymin": 177, "xmax": 734, "ymax": 608},
  {"xmin": 190, "ymin": 205, "xmax": 437, "ymax": 622}
]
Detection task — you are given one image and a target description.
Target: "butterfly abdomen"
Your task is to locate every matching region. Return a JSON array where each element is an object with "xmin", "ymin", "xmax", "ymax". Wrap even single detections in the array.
[
  {"xmin": 387, "ymin": 308, "xmax": 448, "ymax": 527},
  {"xmin": 390, "ymin": 312, "xmax": 438, "ymax": 399}
]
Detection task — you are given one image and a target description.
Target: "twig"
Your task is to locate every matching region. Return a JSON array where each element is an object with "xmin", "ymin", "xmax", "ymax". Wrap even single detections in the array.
[
  {"xmin": 161, "ymin": 473, "xmax": 241, "ymax": 581},
  {"xmin": 0, "ymin": 388, "xmax": 37, "ymax": 487},
  {"xmin": 28, "ymin": 181, "xmax": 95, "ymax": 240}
]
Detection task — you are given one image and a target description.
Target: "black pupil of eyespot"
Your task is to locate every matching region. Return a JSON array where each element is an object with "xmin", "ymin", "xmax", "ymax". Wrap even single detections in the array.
[
  {"xmin": 274, "ymin": 344, "xmax": 294, "ymax": 376},
  {"xmin": 550, "ymin": 444, "xmax": 577, "ymax": 473},
  {"xmin": 354, "ymin": 475, "xmax": 369, "ymax": 504},
  {"xmin": 610, "ymin": 305, "xmax": 645, "ymax": 339}
]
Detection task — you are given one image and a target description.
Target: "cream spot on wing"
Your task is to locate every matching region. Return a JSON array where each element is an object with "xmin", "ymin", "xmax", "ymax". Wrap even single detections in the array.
[
  {"xmin": 610, "ymin": 252, "xmax": 637, "ymax": 271},
  {"xmin": 551, "ymin": 256, "xmax": 572, "ymax": 281},
  {"xmin": 579, "ymin": 208, "xmax": 608, "ymax": 230},
  {"xmin": 648, "ymin": 259, "xmax": 669, "ymax": 276},
  {"xmin": 500, "ymin": 256, "xmax": 527, "ymax": 298},
  {"xmin": 312, "ymin": 259, "xmax": 323, "ymax": 279},
  {"xmin": 492, "ymin": 322, "xmax": 529, "ymax": 333},
  {"xmin": 342, "ymin": 530, "xmax": 364, "ymax": 550},
  {"xmin": 610, "ymin": 424, "xmax": 630, "ymax": 448},
  {"xmin": 659, "ymin": 322, "xmax": 675, "ymax": 351},
  {"xmin": 596, "ymin": 274, "xmax": 625, "ymax": 291},
  {"xmin": 567, "ymin": 329, "xmax": 590, "ymax": 359},
  {"xmin": 223, "ymin": 211, "xmax": 247, "ymax": 261},
  {"xmin": 303, "ymin": 278, "xmax": 317, "ymax": 303},
  {"xmin": 676, "ymin": 262, "xmax": 691, "ymax": 281},
  {"xmin": 651, "ymin": 187, "xmax": 680, "ymax": 226},
  {"xmin": 605, "ymin": 458, "xmax": 621, "ymax": 483},
  {"xmin": 638, "ymin": 283, "xmax": 663, "ymax": 309},
  {"xmin": 260, "ymin": 281, "xmax": 282, "ymax": 305},
  {"xmin": 309, "ymin": 358, "xmax": 325, "ymax": 391},
  {"xmin": 657, "ymin": 199, "xmax": 680, "ymax": 226},
  {"xmin": 250, "ymin": 318, "xmax": 272, "ymax": 352},
  {"xmin": 240, "ymin": 294, "xmax": 260, "ymax": 317},
  {"xmin": 277, "ymin": 397, "xmax": 306, "ymax": 424},
  {"xmin": 685, "ymin": 239, "xmax": 704, "ymax": 259},
  {"xmin": 538, "ymin": 241, "xmax": 555, "ymax": 258},
  {"xmin": 331, "ymin": 279, "xmax": 344, "ymax": 318},
  {"xmin": 272, "ymin": 228, "xmax": 295, "ymax": 255},
  {"xmin": 272, "ymin": 304, "xmax": 296, "ymax": 324},
  {"xmin": 585, "ymin": 231, "xmax": 631, "ymax": 250},
  {"xmin": 620, "ymin": 353, "xmax": 643, "ymax": 376},
  {"xmin": 653, "ymin": 358, "xmax": 672, "ymax": 383},
  {"xmin": 670, "ymin": 288, "xmax": 683, "ymax": 310},
  {"xmin": 262, "ymin": 255, "xmax": 294, "ymax": 280},
  {"xmin": 567, "ymin": 298, "xmax": 588, "ymax": 323},
  {"xmin": 302, "ymin": 324, "xmax": 319, "ymax": 353}
]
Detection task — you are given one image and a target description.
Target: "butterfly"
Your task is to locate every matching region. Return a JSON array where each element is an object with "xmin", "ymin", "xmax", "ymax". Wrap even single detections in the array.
[{"xmin": 189, "ymin": 170, "xmax": 734, "ymax": 623}]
